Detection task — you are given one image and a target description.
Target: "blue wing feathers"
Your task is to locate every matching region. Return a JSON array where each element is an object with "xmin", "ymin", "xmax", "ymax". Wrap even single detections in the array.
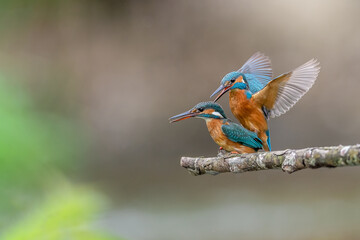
[
  {"xmin": 243, "ymin": 73, "xmax": 266, "ymax": 93},
  {"xmin": 238, "ymin": 52, "xmax": 273, "ymax": 93},
  {"xmin": 238, "ymin": 52, "xmax": 273, "ymax": 92},
  {"xmin": 221, "ymin": 123, "xmax": 263, "ymax": 149}
]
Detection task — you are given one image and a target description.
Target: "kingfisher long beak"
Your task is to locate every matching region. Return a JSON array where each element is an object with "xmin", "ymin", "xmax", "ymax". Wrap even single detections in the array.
[
  {"xmin": 169, "ymin": 111, "xmax": 197, "ymax": 123},
  {"xmin": 211, "ymin": 85, "xmax": 231, "ymax": 102}
]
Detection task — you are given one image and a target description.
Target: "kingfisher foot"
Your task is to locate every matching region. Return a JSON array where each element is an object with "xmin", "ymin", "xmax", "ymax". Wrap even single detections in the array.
[{"xmin": 217, "ymin": 147, "xmax": 228, "ymax": 157}]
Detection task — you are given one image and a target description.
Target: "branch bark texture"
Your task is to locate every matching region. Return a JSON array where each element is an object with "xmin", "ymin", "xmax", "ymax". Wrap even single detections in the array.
[{"xmin": 180, "ymin": 144, "xmax": 360, "ymax": 175}]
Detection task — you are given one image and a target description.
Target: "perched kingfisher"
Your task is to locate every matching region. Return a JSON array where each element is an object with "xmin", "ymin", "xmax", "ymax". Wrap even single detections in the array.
[
  {"xmin": 211, "ymin": 53, "xmax": 320, "ymax": 152},
  {"xmin": 169, "ymin": 102, "xmax": 263, "ymax": 154}
]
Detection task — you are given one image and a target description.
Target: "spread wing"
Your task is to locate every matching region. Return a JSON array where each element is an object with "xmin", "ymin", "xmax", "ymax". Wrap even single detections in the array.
[
  {"xmin": 238, "ymin": 52, "xmax": 273, "ymax": 92},
  {"xmin": 252, "ymin": 59, "xmax": 320, "ymax": 118},
  {"xmin": 221, "ymin": 122, "xmax": 263, "ymax": 149}
]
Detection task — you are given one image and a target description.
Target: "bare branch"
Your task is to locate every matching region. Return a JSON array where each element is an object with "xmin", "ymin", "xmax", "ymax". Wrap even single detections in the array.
[{"xmin": 180, "ymin": 144, "xmax": 360, "ymax": 175}]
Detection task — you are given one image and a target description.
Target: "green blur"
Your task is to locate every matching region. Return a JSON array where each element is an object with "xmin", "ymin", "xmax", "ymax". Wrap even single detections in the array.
[{"xmin": 0, "ymin": 76, "xmax": 121, "ymax": 238}]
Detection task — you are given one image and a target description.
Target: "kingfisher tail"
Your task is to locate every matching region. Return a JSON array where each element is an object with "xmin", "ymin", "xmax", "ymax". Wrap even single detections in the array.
[{"xmin": 266, "ymin": 129, "xmax": 271, "ymax": 151}]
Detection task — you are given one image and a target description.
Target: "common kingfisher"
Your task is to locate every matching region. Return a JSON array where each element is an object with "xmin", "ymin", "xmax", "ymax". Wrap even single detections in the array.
[
  {"xmin": 169, "ymin": 102, "xmax": 263, "ymax": 154},
  {"xmin": 211, "ymin": 54, "xmax": 320, "ymax": 152}
]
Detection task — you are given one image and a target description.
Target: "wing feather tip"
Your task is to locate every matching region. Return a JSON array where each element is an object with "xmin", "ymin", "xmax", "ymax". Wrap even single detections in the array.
[{"xmin": 268, "ymin": 58, "xmax": 321, "ymax": 119}]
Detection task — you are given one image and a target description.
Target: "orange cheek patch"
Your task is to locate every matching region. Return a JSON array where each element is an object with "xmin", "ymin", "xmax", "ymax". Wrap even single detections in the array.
[{"xmin": 235, "ymin": 75, "xmax": 243, "ymax": 83}]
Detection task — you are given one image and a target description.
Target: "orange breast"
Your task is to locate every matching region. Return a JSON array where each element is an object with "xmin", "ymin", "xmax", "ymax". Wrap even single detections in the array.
[
  {"xmin": 205, "ymin": 119, "xmax": 257, "ymax": 154},
  {"xmin": 229, "ymin": 89, "xmax": 268, "ymax": 133}
]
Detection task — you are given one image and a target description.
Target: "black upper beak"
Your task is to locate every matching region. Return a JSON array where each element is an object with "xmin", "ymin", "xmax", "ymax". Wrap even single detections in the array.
[
  {"xmin": 210, "ymin": 85, "xmax": 231, "ymax": 102},
  {"xmin": 169, "ymin": 110, "xmax": 197, "ymax": 123}
]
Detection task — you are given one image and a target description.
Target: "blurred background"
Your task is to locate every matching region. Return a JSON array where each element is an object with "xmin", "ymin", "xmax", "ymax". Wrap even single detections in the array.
[{"xmin": 1, "ymin": 0, "xmax": 360, "ymax": 239}]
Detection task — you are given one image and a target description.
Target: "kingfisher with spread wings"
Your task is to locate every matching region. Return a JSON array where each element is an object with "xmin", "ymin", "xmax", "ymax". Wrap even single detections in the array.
[{"xmin": 211, "ymin": 53, "xmax": 320, "ymax": 151}]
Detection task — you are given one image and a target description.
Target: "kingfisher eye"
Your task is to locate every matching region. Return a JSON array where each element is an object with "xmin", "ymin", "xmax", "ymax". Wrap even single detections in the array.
[
  {"xmin": 230, "ymin": 79, "xmax": 236, "ymax": 83},
  {"xmin": 197, "ymin": 107, "xmax": 204, "ymax": 112}
]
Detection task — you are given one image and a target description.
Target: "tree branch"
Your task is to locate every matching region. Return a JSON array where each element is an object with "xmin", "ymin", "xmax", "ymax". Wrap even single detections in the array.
[{"xmin": 180, "ymin": 144, "xmax": 360, "ymax": 175}]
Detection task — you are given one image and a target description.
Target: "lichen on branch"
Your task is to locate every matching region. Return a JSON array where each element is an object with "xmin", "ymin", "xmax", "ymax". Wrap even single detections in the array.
[{"xmin": 180, "ymin": 144, "xmax": 360, "ymax": 176}]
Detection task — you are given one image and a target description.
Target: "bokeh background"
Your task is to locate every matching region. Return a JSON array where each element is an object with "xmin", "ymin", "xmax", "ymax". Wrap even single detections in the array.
[{"xmin": 1, "ymin": 0, "xmax": 360, "ymax": 239}]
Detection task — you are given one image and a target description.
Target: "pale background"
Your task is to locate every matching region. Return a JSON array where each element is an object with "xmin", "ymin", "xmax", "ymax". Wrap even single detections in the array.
[{"xmin": 1, "ymin": 0, "xmax": 360, "ymax": 239}]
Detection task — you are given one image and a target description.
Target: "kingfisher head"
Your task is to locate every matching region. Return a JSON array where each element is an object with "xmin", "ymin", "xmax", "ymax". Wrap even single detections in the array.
[
  {"xmin": 169, "ymin": 102, "xmax": 227, "ymax": 123},
  {"xmin": 210, "ymin": 71, "xmax": 248, "ymax": 102}
]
